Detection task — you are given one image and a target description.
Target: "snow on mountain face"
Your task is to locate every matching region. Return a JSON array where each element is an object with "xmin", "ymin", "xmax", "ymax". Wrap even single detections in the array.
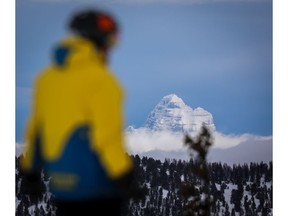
[{"xmin": 143, "ymin": 94, "xmax": 216, "ymax": 132}]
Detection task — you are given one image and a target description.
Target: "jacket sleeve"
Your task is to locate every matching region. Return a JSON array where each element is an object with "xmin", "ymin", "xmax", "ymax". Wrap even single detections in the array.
[{"xmin": 88, "ymin": 70, "xmax": 133, "ymax": 179}]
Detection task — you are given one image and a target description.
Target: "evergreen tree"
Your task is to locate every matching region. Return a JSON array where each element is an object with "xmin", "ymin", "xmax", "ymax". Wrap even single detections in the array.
[{"xmin": 179, "ymin": 126, "xmax": 214, "ymax": 216}]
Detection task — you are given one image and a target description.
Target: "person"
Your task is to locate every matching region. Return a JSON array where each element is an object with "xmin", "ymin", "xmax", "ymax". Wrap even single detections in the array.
[{"xmin": 20, "ymin": 9, "xmax": 140, "ymax": 216}]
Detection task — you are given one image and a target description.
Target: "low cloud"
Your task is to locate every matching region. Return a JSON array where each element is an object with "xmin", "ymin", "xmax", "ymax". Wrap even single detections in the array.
[
  {"xmin": 125, "ymin": 128, "xmax": 272, "ymax": 155},
  {"xmin": 16, "ymin": 143, "xmax": 25, "ymax": 157},
  {"xmin": 16, "ymin": 129, "xmax": 272, "ymax": 163},
  {"xmin": 125, "ymin": 128, "xmax": 184, "ymax": 154},
  {"xmin": 212, "ymin": 132, "xmax": 272, "ymax": 149}
]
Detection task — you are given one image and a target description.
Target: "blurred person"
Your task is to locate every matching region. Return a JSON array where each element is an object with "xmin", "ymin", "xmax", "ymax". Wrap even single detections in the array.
[{"xmin": 20, "ymin": 9, "xmax": 139, "ymax": 216}]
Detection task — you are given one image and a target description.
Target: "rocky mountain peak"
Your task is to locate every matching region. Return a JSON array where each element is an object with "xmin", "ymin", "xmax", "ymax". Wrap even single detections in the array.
[{"xmin": 143, "ymin": 94, "xmax": 216, "ymax": 132}]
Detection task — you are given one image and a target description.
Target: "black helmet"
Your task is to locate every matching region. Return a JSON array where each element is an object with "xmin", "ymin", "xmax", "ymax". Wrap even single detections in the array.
[{"xmin": 69, "ymin": 9, "xmax": 119, "ymax": 50}]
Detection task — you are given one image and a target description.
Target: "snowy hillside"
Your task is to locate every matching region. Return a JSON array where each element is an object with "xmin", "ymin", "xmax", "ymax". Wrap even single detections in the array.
[
  {"xmin": 138, "ymin": 136, "xmax": 272, "ymax": 165},
  {"xmin": 15, "ymin": 155, "xmax": 273, "ymax": 216}
]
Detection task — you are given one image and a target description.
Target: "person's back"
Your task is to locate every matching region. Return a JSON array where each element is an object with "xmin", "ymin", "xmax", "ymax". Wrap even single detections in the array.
[{"xmin": 20, "ymin": 9, "xmax": 137, "ymax": 215}]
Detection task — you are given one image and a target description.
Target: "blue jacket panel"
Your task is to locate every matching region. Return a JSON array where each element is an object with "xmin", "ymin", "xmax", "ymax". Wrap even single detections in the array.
[{"xmin": 43, "ymin": 126, "xmax": 120, "ymax": 200}]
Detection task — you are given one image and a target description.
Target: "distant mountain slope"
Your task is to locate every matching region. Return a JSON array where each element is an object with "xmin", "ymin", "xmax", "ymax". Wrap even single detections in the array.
[
  {"xmin": 140, "ymin": 137, "xmax": 272, "ymax": 165},
  {"xmin": 209, "ymin": 137, "xmax": 272, "ymax": 165}
]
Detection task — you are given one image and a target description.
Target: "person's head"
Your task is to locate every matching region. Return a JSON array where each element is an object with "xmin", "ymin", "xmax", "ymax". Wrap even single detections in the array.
[{"xmin": 69, "ymin": 9, "xmax": 119, "ymax": 52}]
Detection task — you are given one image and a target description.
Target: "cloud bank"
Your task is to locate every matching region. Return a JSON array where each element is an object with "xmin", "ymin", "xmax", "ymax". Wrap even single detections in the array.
[
  {"xmin": 125, "ymin": 128, "xmax": 272, "ymax": 164},
  {"xmin": 16, "ymin": 129, "xmax": 272, "ymax": 165},
  {"xmin": 125, "ymin": 128, "xmax": 272, "ymax": 155}
]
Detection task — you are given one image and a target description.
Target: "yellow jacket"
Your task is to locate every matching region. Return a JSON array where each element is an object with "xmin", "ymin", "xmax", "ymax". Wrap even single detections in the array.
[{"xmin": 21, "ymin": 37, "xmax": 133, "ymax": 199}]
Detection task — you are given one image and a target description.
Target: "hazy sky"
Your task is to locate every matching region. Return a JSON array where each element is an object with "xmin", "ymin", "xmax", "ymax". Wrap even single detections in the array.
[{"xmin": 16, "ymin": 0, "xmax": 272, "ymax": 142}]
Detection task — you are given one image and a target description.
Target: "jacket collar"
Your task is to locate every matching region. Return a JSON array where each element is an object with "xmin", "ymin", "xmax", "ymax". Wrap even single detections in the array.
[{"xmin": 53, "ymin": 36, "xmax": 105, "ymax": 67}]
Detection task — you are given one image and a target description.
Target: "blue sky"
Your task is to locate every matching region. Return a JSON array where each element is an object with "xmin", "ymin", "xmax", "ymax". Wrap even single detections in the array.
[{"xmin": 16, "ymin": 0, "xmax": 272, "ymax": 142}]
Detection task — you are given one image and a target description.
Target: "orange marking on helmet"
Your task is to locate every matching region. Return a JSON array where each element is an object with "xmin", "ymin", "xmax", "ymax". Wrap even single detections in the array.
[{"xmin": 97, "ymin": 15, "xmax": 115, "ymax": 32}]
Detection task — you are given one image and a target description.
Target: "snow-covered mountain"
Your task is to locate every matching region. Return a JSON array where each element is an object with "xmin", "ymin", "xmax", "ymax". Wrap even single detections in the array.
[
  {"xmin": 142, "ymin": 94, "xmax": 215, "ymax": 132},
  {"xmin": 125, "ymin": 94, "xmax": 272, "ymax": 165}
]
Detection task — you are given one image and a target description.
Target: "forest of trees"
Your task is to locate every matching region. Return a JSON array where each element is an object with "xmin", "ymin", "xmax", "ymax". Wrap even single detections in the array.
[{"xmin": 15, "ymin": 155, "xmax": 273, "ymax": 216}]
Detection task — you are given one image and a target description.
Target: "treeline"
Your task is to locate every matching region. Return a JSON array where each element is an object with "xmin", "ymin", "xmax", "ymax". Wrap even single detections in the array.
[
  {"xmin": 15, "ymin": 155, "xmax": 273, "ymax": 216},
  {"xmin": 123, "ymin": 155, "xmax": 272, "ymax": 216}
]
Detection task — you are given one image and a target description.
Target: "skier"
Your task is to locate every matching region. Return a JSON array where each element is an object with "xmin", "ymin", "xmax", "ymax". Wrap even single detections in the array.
[{"xmin": 20, "ymin": 9, "xmax": 140, "ymax": 216}]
